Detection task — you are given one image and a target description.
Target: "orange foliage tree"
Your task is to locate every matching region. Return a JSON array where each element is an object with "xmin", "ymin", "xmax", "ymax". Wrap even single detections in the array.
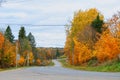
[
  {"xmin": 0, "ymin": 33, "xmax": 4, "ymax": 67},
  {"xmin": 0, "ymin": 32, "xmax": 4, "ymax": 49},
  {"xmin": 18, "ymin": 56, "xmax": 25, "ymax": 66},
  {"xmin": 94, "ymin": 30, "xmax": 120, "ymax": 62},
  {"xmin": 73, "ymin": 37, "xmax": 92, "ymax": 65},
  {"xmin": 36, "ymin": 59, "xmax": 41, "ymax": 66},
  {"xmin": 2, "ymin": 40, "xmax": 16, "ymax": 67}
]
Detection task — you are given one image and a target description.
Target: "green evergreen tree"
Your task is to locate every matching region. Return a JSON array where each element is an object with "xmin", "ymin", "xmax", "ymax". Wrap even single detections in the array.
[
  {"xmin": 91, "ymin": 14, "xmax": 104, "ymax": 33},
  {"xmin": 18, "ymin": 27, "xmax": 27, "ymax": 55},
  {"xmin": 28, "ymin": 32, "xmax": 37, "ymax": 60},
  {"xmin": 56, "ymin": 48, "xmax": 60, "ymax": 58},
  {"xmin": 28, "ymin": 32, "xmax": 36, "ymax": 48},
  {"xmin": 18, "ymin": 27, "xmax": 26, "ymax": 40},
  {"xmin": 4, "ymin": 26, "xmax": 14, "ymax": 43}
]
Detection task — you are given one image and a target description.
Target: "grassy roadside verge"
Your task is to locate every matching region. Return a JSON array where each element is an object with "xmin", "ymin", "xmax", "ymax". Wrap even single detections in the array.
[
  {"xmin": 59, "ymin": 59, "xmax": 120, "ymax": 72},
  {"xmin": 0, "ymin": 66, "xmax": 34, "ymax": 72},
  {"xmin": 48, "ymin": 60, "xmax": 55, "ymax": 66},
  {"xmin": 0, "ymin": 69, "xmax": 3, "ymax": 71},
  {"xmin": 0, "ymin": 60, "xmax": 55, "ymax": 72}
]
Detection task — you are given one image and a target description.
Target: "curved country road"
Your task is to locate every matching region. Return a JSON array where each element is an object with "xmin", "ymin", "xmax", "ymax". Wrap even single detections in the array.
[{"xmin": 0, "ymin": 60, "xmax": 120, "ymax": 80}]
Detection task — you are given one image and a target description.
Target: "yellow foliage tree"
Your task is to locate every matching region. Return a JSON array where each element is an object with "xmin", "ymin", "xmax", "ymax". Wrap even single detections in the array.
[
  {"xmin": 64, "ymin": 8, "xmax": 104, "ymax": 65},
  {"xmin": 71, "ymin": 8, "xmax": 103, "ymax": 37},
  {"xmin": 29, "ymin": 52, "xmax": 34, "ymax": 65},
  {"xmin": 64, "ymin": 35, "xmax": 73, "ymax": 64},
  {"xmin": 73, "ymin": 37, "xmax": 92, "ymax": 65}
]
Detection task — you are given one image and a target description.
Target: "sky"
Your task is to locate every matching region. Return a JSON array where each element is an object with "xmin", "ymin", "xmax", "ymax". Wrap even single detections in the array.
[{"xmin": 0, "ymin": 0, "xmax": 119, "ymax": 47}]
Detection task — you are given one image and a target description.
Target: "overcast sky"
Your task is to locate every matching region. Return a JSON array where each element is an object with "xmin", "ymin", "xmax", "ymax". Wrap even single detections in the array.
[{"xmin": 0, "ymin": 0, "xmax": 119, "ymax": 47}]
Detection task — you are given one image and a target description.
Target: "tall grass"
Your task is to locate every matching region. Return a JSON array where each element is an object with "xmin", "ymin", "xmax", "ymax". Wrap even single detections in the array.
[{"xmin": 59, "ymin": 59, "xmax": 120, "ymax": 72}]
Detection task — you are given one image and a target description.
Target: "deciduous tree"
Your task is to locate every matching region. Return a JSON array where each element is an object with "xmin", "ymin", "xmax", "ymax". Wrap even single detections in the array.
[{"xmin": 95, "ymin": 30, "xmax": 120, "ymax": 62}]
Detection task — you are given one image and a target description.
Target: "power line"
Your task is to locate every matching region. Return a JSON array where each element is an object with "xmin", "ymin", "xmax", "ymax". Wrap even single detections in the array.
[
  {"xmin": 5, "ymin": 0, "xmax": 33, "ymax": 3},
  {"xmin": 0, "ymin": 23, "xmax": 71, "ymax": 26},
  {"xmin": 0, "ymin": 0, "xmax": 33, "ymax": 5}
]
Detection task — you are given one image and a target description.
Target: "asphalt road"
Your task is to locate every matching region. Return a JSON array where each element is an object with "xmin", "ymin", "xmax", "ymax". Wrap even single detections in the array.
[{"xmin": 0, "ymin": 60, "xmax": 120, "ymax": 80}]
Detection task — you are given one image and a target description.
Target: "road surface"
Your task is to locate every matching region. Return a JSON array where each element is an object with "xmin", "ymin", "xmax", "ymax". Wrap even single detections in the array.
[{"xmin": 0, "ymin": 60, "xmax": 120, "ymax": 80}]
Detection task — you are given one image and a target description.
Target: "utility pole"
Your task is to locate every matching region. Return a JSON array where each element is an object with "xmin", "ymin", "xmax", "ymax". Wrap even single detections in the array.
[
  {"xmin": 27, "ymin": 51, "xmax": 29, "ymax": 66},
  {"xmin": 72, "ymin": 38, "xmax": 74, "ymax": 65},
  {"xmin": 16, "ymin": 40, "xmax": 18, "ymax": 68}
]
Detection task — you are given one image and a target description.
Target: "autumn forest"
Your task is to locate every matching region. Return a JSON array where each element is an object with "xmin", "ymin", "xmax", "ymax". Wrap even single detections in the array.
[{"xmin": 0, "ymin": 26, "xmax": 63, "ymax": 68}]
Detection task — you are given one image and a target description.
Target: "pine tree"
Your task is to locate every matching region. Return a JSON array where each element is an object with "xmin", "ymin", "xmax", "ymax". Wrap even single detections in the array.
[
  {"xmin": 18, "ymin": 27, "xmax": 27, "ymax": 55},
  {"xmin": 18, "ymin": 27, "xmax": 26, "ymax": 40},
  {"xmin": 27, "ymin": 32, "xmax": 37, "ymax": 59},
  {"xmin": 28, "ymin": 32, "xmax": 36, "ymax": 48},
  {"xmin": 91, "ymin": 14, "xmax": 104, "ymax": 33},
  {"xmin": 4, "ymin": 26, "xmax": 14, "ymax": 43},
  {"xmin": 56, "ymin": 48, "xmax": 60, "ymax": 58}
]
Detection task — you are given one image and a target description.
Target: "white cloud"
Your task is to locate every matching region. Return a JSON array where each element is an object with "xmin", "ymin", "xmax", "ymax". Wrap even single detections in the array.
[
  {"xmin": 0, "ymin": 0, "xmax": 120, "ymax": 47},
  {"xmin": 0, "ymin": 12, "xmax": 27, "ymax": 19},
  {"xmin": 33, "ymin": 31, "xmax": 66, "ymax": 47}
]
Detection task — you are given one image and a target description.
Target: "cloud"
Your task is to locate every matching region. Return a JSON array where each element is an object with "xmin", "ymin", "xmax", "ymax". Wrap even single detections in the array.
[
  {"xmin": 1, "ymin": 0, "xmax": 120, "ymax": 24},
  {"xmin": 0, "ymin": 12, "xmax": 27, "ymax": 19},
  {"xmin": 0, "ymin": 0, "xmax": 120, "ymax": 47},
  {"xmin": 33, "ymin": 31, "xmax": 66, "ymax": 47}
]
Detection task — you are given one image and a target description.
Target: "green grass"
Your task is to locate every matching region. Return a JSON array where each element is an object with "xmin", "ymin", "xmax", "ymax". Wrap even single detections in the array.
[
  {"xmin": 48, "ymin": 60, "xmax": 55, "ymax": 66},
  {"xmin": 0, "ymin": 66, "xmax": 36, "ymax": 72},
  {"xmin": 59, "ymin": 59, "xmax": 120, "ymax": 72},
  {"xmin": 0, "ymin": 67, "xmax": 20, "ymax": 72},
  {"xmin": 58, "ymin": 55, "xmax": 67, "ymax": 59},
  {"xmin": 0, "ymin": 69, "xmax": 3, "ymax": 71},
  {"xmin": 0, "ymin": 60, "xmax": 55, "ymax": 72}
]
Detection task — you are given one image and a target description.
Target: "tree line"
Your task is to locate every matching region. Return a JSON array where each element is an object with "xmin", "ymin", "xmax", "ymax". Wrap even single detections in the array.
[{"xmin": 0, "ymin": 26, "xmax": 63, "ymax": 68}]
